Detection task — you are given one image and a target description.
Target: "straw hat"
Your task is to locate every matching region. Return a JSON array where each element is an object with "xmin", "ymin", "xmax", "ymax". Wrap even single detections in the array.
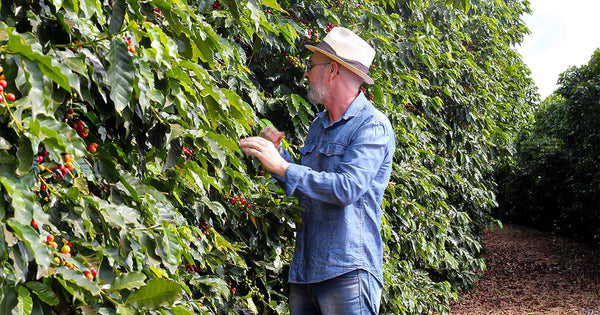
[{"xmin": 306, "ymin": 27, "xmax": 376, "ymax": 84}]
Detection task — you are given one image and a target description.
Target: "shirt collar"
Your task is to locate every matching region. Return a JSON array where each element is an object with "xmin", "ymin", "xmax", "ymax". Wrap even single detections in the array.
[{"xmin": 318, "ymin": 90, "xmax": 368, "ymax": 127}]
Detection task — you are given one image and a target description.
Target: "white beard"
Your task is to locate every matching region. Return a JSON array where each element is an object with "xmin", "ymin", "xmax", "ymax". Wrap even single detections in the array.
[{"xmin": 307, "ymin": 82, "xmax": 327, "ymax": 104}]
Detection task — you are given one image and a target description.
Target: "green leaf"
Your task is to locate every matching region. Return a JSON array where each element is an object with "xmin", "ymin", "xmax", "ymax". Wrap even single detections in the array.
[
  {"xmin": 109, "ymin": 0, "xmax": 126, "ymax": 34},
  {"xmin": 22, "ymin": 58, "xmax": 52, "ymax": 119},
  {"xmin": 0, "ymin": 178, "xmax": 27, "ymax": 211},
  {"xmin": 55, "ymin": 266, "xmax": 100, "ymax": 296},
  {"xmin": 193, "ymin": 22, "xmax": 221, "ymax": 66},
  {"xmin": 169, "ymin": 306, "xmax": 195, "ymax": 315},
  {"xmin": 0, "ymin": 286, "xmax": 18, "ymax": 314},
  {"xmin": 201, "ymin": 196, "xmax": 225, "ymax": 219},
  {"xmin": 189, "ymin": 276, "xmax": 228, "ymax": 295},
  {"xmin": 109, "ymin": 272, "xmax": 147, "ymax": 293},
  {"xmin": 290, "ymin": 94, "xmax": 313, "ymax": 125},
  {"xmin": 118, "ymin": 169, "xmax": 144, "ymax": 202},
  {"xmin": 17, "ymin": 286, "xmax": 32, "ymax": 315},
  {"xmin": 24, "ymin": 282, "xmax": 59, "ymax": 306},
  {"xmin": 163, "ymin": 140, "xmax": 181, "ymax": 171},
  {"xmin": 107, "ymin": 38, "xmax": 134, "ymax": 114},
  {"xmin": 0, "ymin": 224, "xmax": 7, "ymax": 260},
  {"xmin": 15, "ymin": 135, "xmax": 33, "ymax": 177},
  {"xmin": 26, "ymin": 118, "xmax": 87, "ymax": 159},
  {"xmin": 434, "ymin": 155, "xmax": 444, "ymax": 166},
  {"xmin": 96, "ymin": 200, "xmax": 141, "ymax": 228},
  {"xmin": 463, "ymin": 0, "xmax": 471, "ymax": 12},
  {"xmin": 262, "ymin": 0, "xmax": 283, "ymax": 12},
  {"xmin": 117, "ymin": 204, "xmax": 141, "ymax": 225},
  {"xmin": 161, "ymin": 222, "xmax": 181, "ymax": 272},
  {"xmin": 79, "ymin": 0, "xmax": 103, "ymax": 19},
  {"xmin": 0, "ymin": 136, "xmax": 11, "ymax": 150},
  {"xmin": 96, "ymin": 202, "xmax": 123, "ymax": 228},
  {"xmin": 222, "ymin": 88, "xmax": 254, "ymax": 128},
  {"xmin": 204, "ymin": 132, "xmax": 235, "ymax": 167},
  {"xmin": 125, "ymin": 278, "xmax": 182, "ymax": 310},
  {"xmin": 73, "ymin": 177, "xmax": 90, "ymax": 195},
  {"xmin": 134, "ymin": 60, "xmax": 159, "ymax": 114},
  {"xmin": 7, "ymin": 220, "xmax": 52, "ymax": 268},
  {"xmin": 0, "ymin": 150, "xmax": 18, "ymax": 180},
  {"xmin": 6, "ymin": 30, "xmax": 75, "ymax": 93}
]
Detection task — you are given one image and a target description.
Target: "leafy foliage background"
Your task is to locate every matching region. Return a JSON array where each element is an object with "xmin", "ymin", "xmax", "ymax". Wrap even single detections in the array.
[
  {"xmin": 495, "ymin": 49, "xmax": 600, "ymax": 247},
  {"xmin": 0, "ymin": 0, "xmax": 536, "ymax": 313}
]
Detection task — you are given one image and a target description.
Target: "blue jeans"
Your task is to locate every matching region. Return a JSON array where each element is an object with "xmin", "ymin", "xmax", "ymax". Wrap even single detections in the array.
[{"xmin": 289, "ymin": 269, "xmax": 382, "ymax": 315}]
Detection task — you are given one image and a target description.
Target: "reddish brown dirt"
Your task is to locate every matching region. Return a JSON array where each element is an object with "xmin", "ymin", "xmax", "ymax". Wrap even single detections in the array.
[{"xmin": 450, "ymin": 224, "xmax": 600, "ymax": 315}]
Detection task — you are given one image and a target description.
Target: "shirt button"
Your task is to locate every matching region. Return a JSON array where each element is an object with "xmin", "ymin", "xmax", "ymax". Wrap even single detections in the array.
[
  {"xmin": 316, "ymin": 154, "xmax": 320, "ymax": 158},
  {"xmin": 323, "ymin": 132, "xmax": 326, "ymax": 136},
  {"xmin": 328, "ymin": 150, "xmax": 332, "ymax": 154}
]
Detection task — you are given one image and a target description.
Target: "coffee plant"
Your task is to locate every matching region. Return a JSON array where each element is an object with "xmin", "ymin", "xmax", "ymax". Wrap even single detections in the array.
[
  {"xmin": 0, "ymin": 0, "xmax": 536, "ymax": 313},
  {"xmin": 495, "ymin": 49, "xmax": 600, "ymax": 247}
]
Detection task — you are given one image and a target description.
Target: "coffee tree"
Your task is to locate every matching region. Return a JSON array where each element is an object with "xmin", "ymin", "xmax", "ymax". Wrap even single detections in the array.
[
  {"xmin": 495, "ymin": 49, "xmax": 600, "ymax": 246},
  {"xmin": 0, "ymin": 0, "xmax": 535, "ymax": 313},
  {"xmin": 364, "ymin": 1, "xmax": 536, "ymax": 312}
]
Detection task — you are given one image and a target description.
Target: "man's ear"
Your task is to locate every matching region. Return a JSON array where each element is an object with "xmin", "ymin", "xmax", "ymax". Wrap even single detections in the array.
[
  {"xmin": 331, "ymin": 62, "xmax": 340, "ymax": 75},
  {"xmin": 329, "ymin": 62, "xmax": 340, "ymax": 78}
]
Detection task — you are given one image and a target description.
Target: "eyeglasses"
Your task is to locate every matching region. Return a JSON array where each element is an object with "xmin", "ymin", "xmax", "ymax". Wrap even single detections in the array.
[{"xmin": 306, "ymin": 62, "xmax": 331, "ymax": 73}]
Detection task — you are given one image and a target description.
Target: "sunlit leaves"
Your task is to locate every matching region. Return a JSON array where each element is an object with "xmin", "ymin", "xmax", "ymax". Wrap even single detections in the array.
[
  {"xmin": 17, "ymin": 286, "xmax": 32, "ymax": 315},
  {"xmin": 0, "ymin": 0, "xmax": 536, "ymax": 314},
  {"xmin": 125, "ymin": 279, "xmax": 183, "ymax": 310},
  {"xmin": 109, "ymin": 272, "xmax": 147, "ymax": 293},
  {"xmin": 4, "ymin": 29, "xmax": 78, "ymax": 94},
  {"xmin": 351, "ymin": 0, "xmax": 535, "ymax": 312},
  {"xmin": 55, "ymin": 266, "xmax": 100, "ymax": 296},
  {"xmin": 26, "ymin": 117, "xmax": 87, "ymax": 157},
  {"xmin": 21, "ymin": 59, "xmax": 53, "ymax": 119},
  {"xmin": 497, "ymin": 50, "xmax": 600, "ymax": 245},
  {"xmin": 160, "ymin": 222, "xmax": 182, "ymax": 273},
  {"xmin": 7, "ymin": 220, "xmax": 52, "ymax": 269}
]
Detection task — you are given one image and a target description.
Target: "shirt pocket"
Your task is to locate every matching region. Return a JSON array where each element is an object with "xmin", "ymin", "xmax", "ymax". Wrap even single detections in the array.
[
  {"xmin": 299, "ymin": 144, "xmax": 316, "ymax": 155},
  {"xmin": 319, "ymin": 143, "xmax": 346, "ymax": 172},
  {"xmin": 299, "ymin": 144, "xmax": 316, "ymax": 166}
]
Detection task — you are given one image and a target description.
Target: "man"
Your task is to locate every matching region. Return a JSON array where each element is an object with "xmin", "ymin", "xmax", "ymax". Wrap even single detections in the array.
[{"xmin": 240, "ymin": 27, "xmax": 395, "ymax": 314}]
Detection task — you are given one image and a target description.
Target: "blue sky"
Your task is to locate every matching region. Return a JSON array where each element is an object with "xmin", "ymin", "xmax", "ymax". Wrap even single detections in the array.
[{"xmin": 516, "ymin": 0, "xmax": 600, "ymax": 99}]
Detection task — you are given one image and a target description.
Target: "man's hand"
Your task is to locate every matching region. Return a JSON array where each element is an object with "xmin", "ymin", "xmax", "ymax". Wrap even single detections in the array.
[
  {"xmin": 259, "ymin": 126, "xmax": 285, "ymax": 148},
  {"xmin": 240, "ymin": 136, "xmax": 289, "ymax": 178}
]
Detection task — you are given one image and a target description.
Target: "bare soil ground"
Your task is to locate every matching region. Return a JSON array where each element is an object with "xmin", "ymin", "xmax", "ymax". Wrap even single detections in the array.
[{"xmin": 450, "ymin": 224, "xmax": 600, "ymax": 315}]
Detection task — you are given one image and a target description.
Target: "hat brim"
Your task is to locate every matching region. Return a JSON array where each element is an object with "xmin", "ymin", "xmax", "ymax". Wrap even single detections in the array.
[{"xmin": 306, "ymin": 45, "xmax": 374, "ymax": 85}]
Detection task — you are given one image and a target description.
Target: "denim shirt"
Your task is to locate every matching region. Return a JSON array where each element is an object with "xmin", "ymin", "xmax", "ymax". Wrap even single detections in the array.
[{"xmin": 277, "ymin": 91, "xmax": 395, "ymax": 285}]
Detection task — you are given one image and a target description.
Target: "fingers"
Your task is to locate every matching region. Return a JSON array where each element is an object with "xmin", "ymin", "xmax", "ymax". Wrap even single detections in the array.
[
  {"xmin": 243, "ymin": 147, "xmax": 260, "ymax": 156},
  {"xmin": 273, "ymin": 131, "xmax": 284, "ymax": 143},
  {"xmin": 259, "ymin": 126, "xmax": 285, "ymax": 146},
  {"xmin": 239, "ymin": 136, "xmax": 289, "ymax": 177},
  {"xmin": 240, "ymin": 136, "xmax": 260, "ymax": 149},
  {"xmin": 240, "ymin": 143, "xmax": 259, "ymax": 158},
  {"xmin": 259, "ymin": 126, "xmax": 278, "ymax": 139},
  {"xmin": 240, "ymin": 137, "xmax": 269, "ymax": 155}
]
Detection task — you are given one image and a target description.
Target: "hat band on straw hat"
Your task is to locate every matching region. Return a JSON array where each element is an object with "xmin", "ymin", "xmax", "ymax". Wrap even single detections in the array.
[
  {"xmin": 306, "ymin": 26, "xmax": 375, "ymax": 84},
  {"xmin": 316, "ymin": 42, "xmax": 370, "ymax": 74}
]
